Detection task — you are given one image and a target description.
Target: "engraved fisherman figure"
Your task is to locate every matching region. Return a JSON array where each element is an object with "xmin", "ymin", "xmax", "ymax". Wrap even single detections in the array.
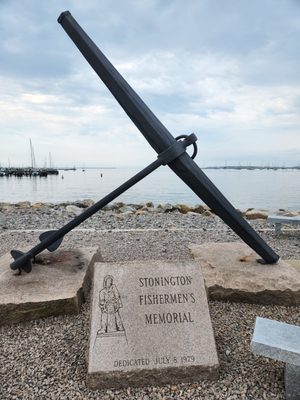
[{"xmin": 97, "ymin": 275, "xmax": 124, "ymax": 335}]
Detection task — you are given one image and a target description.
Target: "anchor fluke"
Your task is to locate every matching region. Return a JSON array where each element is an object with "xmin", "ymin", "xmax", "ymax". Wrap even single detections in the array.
[
  {"xmin": 10, "ymin": 250, "xmax": 32, "ymax": 273},
  {"xmin": 39, "ymin": 231, "xmax": 63, "ymax": 252}
]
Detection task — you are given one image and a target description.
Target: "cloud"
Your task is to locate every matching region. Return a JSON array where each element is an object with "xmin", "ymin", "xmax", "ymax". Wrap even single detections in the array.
[{"xmin": 0, "ymin": 0, "xmax": 299, "ymax": 167}]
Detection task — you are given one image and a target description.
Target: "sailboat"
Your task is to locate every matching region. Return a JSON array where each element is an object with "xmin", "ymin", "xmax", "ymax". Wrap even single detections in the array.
[{"xmin": 30, "ymin": 139, "xmax": 39, "ymax": 176}]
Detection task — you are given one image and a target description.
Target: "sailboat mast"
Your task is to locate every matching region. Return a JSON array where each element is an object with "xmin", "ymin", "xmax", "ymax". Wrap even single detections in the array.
[{"xmin": 30, "ymin": 139, "xmax": 37, "ymax": 169}]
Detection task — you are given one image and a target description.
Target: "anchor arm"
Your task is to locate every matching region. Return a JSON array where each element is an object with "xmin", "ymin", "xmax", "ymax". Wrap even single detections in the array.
[{"xmin": 10, "ymin": 135, "xmax": 197, "ymax": 272}]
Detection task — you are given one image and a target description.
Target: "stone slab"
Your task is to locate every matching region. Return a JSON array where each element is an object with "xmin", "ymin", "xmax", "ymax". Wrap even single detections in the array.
[
  {"xmin": 285, "ymin": 363, "xmax": 300, "ymax": 400},
  {"xmin": 251, "ymin": 317, "xmax": 300, "ymax": 365},
  {"xmin": 0, "ymin": 247, "xmax": 101, "ymax": 325},
  {"xmin": 189, "ymin": 242, "xmax": 300, "ymax": 305},
  {"xmin": 87, "ymin": 260, "xmax": 219, "ymax": 389},
  {"xmin": 289, "ymin": 260, "xmax": 300, "ymax": 272}
]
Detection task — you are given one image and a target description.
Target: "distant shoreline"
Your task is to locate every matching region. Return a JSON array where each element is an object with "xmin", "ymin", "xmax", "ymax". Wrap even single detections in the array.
[{"xmin": 203, "ymin": 165, "xmax": 300, "ymax": 170}]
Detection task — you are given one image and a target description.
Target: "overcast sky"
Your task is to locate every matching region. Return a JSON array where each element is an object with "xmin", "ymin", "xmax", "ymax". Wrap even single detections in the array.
[{"xmin": 0, "ymin": 0, "xmax": 299, "ymax": 168}]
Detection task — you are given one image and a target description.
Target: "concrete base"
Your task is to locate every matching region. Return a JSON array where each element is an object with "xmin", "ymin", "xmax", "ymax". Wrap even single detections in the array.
[
  {"xmin": 189, "ymin": 242, "xmax": 300, "ymax": 306},
  {"xmin": 0, "ymin": 248, "xmax": 101, "ymax": 325},
  {"xmin": 251, "ymin": 317, "xmax": 300, "ymax": 400},
  {"xmin": 251, "ymin": 317, "xmax": 300, "ymax": 365},
  {"xmin": 285, "ymin": 363, "xmax": 300, "ymax": 400}
]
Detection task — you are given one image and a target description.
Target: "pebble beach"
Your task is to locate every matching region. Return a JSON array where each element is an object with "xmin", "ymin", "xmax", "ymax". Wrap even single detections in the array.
[{"xmin": 0, "ymin": 202, "xmax": 299, "ymax": 400}]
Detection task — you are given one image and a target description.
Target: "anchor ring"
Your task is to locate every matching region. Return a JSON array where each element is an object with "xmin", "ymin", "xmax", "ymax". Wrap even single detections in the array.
[{"xmin": 175, "ymin": 134, "xmax": 198, "ymax": 159}]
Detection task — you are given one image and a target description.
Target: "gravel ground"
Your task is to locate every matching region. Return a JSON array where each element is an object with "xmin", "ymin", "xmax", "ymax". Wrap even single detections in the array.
[{"xmin": 0, "ymin": 206, "xmax": 299, "ymax": 399}]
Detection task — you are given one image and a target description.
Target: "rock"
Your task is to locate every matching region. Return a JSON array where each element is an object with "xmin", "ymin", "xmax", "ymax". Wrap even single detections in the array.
[
  {"xmin": 65, "ymin": 205, "xmax": 82, "ymax": 216},
  {"xmin": 14, "ymin": 201, "xmax": 31, "ymax": 208},
  {"xmin": 203, "ymin": 210, "xmax": 214, "ymax": 217},
  {"xmin": 189, "ymin": 242, "xmax": 300, "ymax": 306},
  {"xmin": 235, "ymin": 209, "xmax": 246, "ymax": 217},
  {"xmin": 245, "ymin": 209, "xmax": 268, "ymax": 220},
  {"xmin": 193, "ymin": 205, "xmax": 206, "ymax": 214},
  {"xmin": 103, "ymin": 202, "xmax": 125, "ymax": 212},
  {"xmin": 59, "ymin": 201, "xmax": 72, "ymax": 207},
  {"xmin": 145, "ymin": 202, "xmax": 154, "ymax": 208},
  {"xmin": 134, "ymin": 209, "xmax": 148, "ymax": 216},
  {"xmin": 0, "ymin": 202, "xmax": 12, "ymax": 211},
  {"xmin": 159, "ymin": 203, "xmax": 178, "ymax": 213},
  {"xmin": 126, "ymin": 203, "xmax": 143, "ymax": 210},
  {"xmin": 102, "ymin": 204, "xmax": 115, "ymax": 211},
  {"xmin": 177, "ymin": 204, "xmax": 192, "ymax": 214},
  {"xmin": 118, "ymin": 205, "xmax": 136, "ymax": 214},
  {"xmin": 159, "ymin": 203, "xmax": 173, "ymax": 212},
  {"xmin": 138, "ymin": 205, "xmax": 157, "ymax": 213},
  {"xmin": 87, "ymin": 260, "xmax": 219, "ymax": 389},
  {"xmin": 74, "ymin": 199, "xmax": 95, "ymax": 208},
  {"xmin": 276, "ymin": 210, "xmax": 299, "ymax": 217},
  {"xmin": 32, "ymin": 202, "xmax": 46, "ymax": 209},
  {"xmin": 0, "ymin": 248, "xmax": 101, "ymax": 325},
  {"xmin": 112, "ymin": 202, "xmax": 126, "ymax": 210}
]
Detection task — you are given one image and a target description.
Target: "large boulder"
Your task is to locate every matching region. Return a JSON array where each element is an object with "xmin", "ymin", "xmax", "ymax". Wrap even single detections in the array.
[
  {"xmin": 15, "ymin": 201, "xmax": 31, "ymax": 209},
  {"xmin": 74, "ymin": 199, "xmax": 95, "ymax": 208},
  {"xmin": 158, "ymin": 203, "xmax": 179, "ymax": 213},
  {"xmin": 118, "ymin": 205, "xmax": 136, "ymax": 214},
  {"xmin": 276, "ymin": 210, "xmax": 299, "ymax": 217},
  {"xmin": 190, "ymin": 242, "xmax": 300, "ymax": 306},
  {"xmin": 177, "ymin": 204, "xmax": 192, "ymax": 214},
  {"xmin": 203, "ymin": 210, "xmax": 214, "ymax": 217},
  {"xmin": 193, "ymin": 205, "xmax": 207, "ymax": 214},
  {"xmin": 0, "ymin": 202, "xmax": 12, "ymax": 211},
  {"xmin": 65, "ymin": 205, "xmax": 82, "ymax": 216},
  {"xmin": 245, "ymin": 209, "xmax": 268, "ymax": 220},
  {"xmin": 0, "ymin": 248, "xmax": 101, "ymax": 325},
  {"xmin": 32, "ymin": 202, "xmax": 46, "ymax": 209}
]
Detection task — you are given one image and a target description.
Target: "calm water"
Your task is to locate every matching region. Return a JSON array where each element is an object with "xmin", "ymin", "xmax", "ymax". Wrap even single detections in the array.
[{"xmin": 0, "ymin": 168, "xmax": 299, "ymax": 211}]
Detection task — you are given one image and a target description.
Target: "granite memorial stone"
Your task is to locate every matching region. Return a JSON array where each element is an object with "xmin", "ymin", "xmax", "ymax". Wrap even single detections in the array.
[{"xmin": 87, "ymin": 260, "xmax": 219, "ymax": 389}]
